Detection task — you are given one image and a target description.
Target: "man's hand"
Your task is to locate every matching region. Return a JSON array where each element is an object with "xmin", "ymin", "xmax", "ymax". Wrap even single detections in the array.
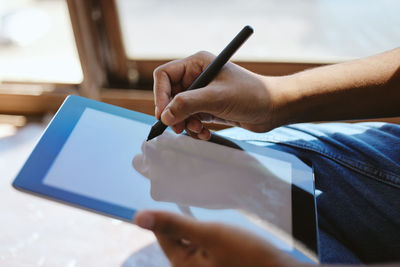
[
  {"xmin": 134, "ymin": 210, "xmax": 302, "ymax": 267},
  {"xmin": 154, "ymin": 48, "xmax": 400, "ymax": 140},
  {"xmin": 153, "ymin": 51, "xmax": 278, "ymax": 140}
]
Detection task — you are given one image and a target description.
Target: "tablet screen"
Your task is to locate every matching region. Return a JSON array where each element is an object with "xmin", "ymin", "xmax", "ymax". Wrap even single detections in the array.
[
  {"xmin": 43, "ymin": 108, "xmax": 157, "ymax": 210},
  {"xmin": 42, "ymin": 107, "xmax": 293, "ymax": 250}
]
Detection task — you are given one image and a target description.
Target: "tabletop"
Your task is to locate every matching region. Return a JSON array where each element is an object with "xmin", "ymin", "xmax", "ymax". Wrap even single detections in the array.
[{"xmin": 0, "ymin": 123, "xmax": 169, "ymax": 267}]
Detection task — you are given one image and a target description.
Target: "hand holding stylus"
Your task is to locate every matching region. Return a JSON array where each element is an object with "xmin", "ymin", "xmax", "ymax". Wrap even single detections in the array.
[
  {"xmin": 148, "ymin": 26, "xmax": 261, "ymax": 141},
  {"xmin": 152, "ymin": 50, "xmax": 279, "ymax": 140}
]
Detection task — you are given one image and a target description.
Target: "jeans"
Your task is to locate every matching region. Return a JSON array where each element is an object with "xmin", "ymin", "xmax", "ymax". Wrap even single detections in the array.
[{"xmin": 219, "ymin": 122, "xmax": 400, "ymax": 264}]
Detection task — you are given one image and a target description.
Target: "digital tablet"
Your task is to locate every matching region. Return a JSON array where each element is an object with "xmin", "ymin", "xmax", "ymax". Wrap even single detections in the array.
[{"xmin": 13, "ymin": 95, "xmax": 319, "ymax": 262}]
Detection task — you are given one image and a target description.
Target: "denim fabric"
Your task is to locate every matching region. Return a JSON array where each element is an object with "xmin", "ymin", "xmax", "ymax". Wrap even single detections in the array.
[{"xmin": 219, "ymin": 122, "xmax": 400, "ymax": 264}]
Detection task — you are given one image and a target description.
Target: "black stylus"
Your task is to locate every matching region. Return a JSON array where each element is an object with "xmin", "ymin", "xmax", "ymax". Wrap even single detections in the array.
[{"xmin": 147, "ymin": 25, "xmax": 254, "ymax": 141}]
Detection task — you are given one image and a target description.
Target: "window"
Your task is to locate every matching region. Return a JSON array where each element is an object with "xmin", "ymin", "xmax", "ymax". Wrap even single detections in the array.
[
  {"xmin": 0, "ymin": 0, "xmax": 81, "ymax": 114},
  {"xmin": 0, "ymin": 0, "xmax": 82, "ymax": 84},
  {"xmin": 115, "ymin": 0, "xmax": 400, "ymax": 85},
  {"xmin": 1, "ymin": 0, "xmax": 400, "ymax": 124},
  {"xmin": 116, "ymin": 0, "xmax": 400, "ymax": 62}
]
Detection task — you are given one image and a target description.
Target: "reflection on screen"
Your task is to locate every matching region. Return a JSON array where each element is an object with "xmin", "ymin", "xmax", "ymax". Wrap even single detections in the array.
[{"xmin": 43, "ymin": 108, "xmax": 293, "ymax": 251}]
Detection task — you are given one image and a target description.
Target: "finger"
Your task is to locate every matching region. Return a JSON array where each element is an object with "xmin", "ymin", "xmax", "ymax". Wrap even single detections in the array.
[
  {"xmin": 154, "ymin": 233, "xmax": 198, "ymax": 263},
  {"xmin": 197, "ymin": 127, "xmax": 211, "ymax": 140},
  {"xmin": 170, "ymin": 121, "xmax": 185, "ymax": 134},
  {"xmin": 155, "ymin": 234, "xmax": 210, "ymax": 267},
  {"xmin": 160, "ymin": 86, "xmax": 221, "ymax": 126},
  {"xmin": 184, "ymin": 126, "xmax": 211, "ymax": 141},
  {"xmin": 186, "ymin": 116, "xmax": 203, "ymax": 134},
  {"xmin": 153, "ymin": 52, "xmax": 214, "ymax": 119},
  {"xmin": 154, "ymin": 59, "xmax": 192, "ymax": 118},
  {"xmin": 134, "ymin": 210, "xmax": 208, "ymax": 244},
  {"xmin": 179, "ymin": 51, "xmax": 215, "ymax": 90},
  {"xmin": 185, "ymin": 128, "xmax": 200, "ymax": 140},
  {"xmin": 195, "ymin": 112, "xmax": 237, "ymax": 126}
]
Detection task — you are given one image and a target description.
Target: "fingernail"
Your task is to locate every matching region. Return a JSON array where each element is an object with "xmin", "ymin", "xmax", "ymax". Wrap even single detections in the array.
[
  {"xmin": 161, "ymin": 109, "xmax": 175, "ymax": 125},
  {"xmin": 198, "ymin": 129, "xmax": 211, "ymax": 140},
  {"xmin": 135, "ymin": 212, "xmax": 154, "ymax": 230},
  {"xmin": 188, "ymin": 123, "xmax": 201, "ymax": 134}
]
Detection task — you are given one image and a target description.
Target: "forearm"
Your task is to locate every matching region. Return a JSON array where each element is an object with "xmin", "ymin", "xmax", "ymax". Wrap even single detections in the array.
[{"xmin": 268, "ymin": 47, "xmax": 400, "ymax": 126}]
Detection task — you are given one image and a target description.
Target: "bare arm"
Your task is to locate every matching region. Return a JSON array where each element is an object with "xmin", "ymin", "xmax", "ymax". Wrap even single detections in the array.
[
  {"xmin": 270, "ymin": 47, "xmax": 400, "ymax": 126},
  {"xmin": 154, "ymin": 48, "xmax": 400, "ymax": 139}
]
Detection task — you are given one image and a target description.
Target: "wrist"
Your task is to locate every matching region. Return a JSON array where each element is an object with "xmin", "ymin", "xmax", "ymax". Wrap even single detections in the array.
[{"xmin": 261, "ymin": 75, "xmax": 302, "ymax": 129}]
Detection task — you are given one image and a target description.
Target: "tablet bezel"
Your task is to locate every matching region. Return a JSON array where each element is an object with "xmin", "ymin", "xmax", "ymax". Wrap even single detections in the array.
[
  {"xmin": 13, "ymin": 95, "xmax": 318, "ymax": 261},
  {"xmin": 13, "ymin": 95, "xmax": 156, "ymax": 220}
]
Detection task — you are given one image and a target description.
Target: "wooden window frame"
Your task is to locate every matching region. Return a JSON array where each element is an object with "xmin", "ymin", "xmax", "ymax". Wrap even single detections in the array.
[{"xmin": 0, "ymin": 0, "xmax": 154, "ymax": 116}]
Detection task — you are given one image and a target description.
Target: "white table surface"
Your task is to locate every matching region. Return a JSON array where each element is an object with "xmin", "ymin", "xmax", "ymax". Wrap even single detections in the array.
[{"xmin": 0, "ymin": 123, "xmax": 169, "ymax": 267}]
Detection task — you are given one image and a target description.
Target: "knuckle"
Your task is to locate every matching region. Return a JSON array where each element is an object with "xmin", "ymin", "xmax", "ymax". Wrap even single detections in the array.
[
  {"xmin": 192, "ymin": 51, "xmax": 215, "ymax": 62},
  {"xmin": 153, "ymin": 66, "xmax": 163, "ymax": 78},
  {"xmin": 196, "ymin": 50, "xmax": 212, "ymax": 58},
  {"xmin": 173, "ymin": 94, "xmax": 188, "ymax": 111}
]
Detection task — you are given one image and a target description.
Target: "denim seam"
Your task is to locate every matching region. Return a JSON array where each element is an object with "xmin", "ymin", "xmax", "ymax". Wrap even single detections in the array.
[{"xmin": 245, "ymin": 138, "xmax": 400, "ymax": 190}]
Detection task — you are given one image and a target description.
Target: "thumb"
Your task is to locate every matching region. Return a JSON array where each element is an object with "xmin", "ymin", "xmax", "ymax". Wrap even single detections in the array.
[
  {"xmin": 134, "ymin": 210, "xmax": 209, "ymax": 244},
  {"xmin": 160, "ymin": 87, "xmax": 220, "ymax": 126}
]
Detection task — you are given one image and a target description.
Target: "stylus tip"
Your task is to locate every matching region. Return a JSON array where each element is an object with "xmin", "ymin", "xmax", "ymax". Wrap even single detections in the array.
[
  {"xmin": 146, "ymin": 120, "xmax": 168, "ymax": 141},
  {"xmin": 146, "ymin": 131, "xmax": 157, "ymax": 141}
]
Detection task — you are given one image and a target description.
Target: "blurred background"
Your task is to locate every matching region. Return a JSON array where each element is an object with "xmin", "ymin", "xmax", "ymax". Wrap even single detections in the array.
[
  {"xmin": 1, "ymin": 0, "xmax": 400, "ymax": 266},
  {"xmin": 0, "ymin": 0, "xmax": 81, "ymax": 83},
  {"xmin": 0, "ymin": 0, "xmax": 399, "ymax": 84}
]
